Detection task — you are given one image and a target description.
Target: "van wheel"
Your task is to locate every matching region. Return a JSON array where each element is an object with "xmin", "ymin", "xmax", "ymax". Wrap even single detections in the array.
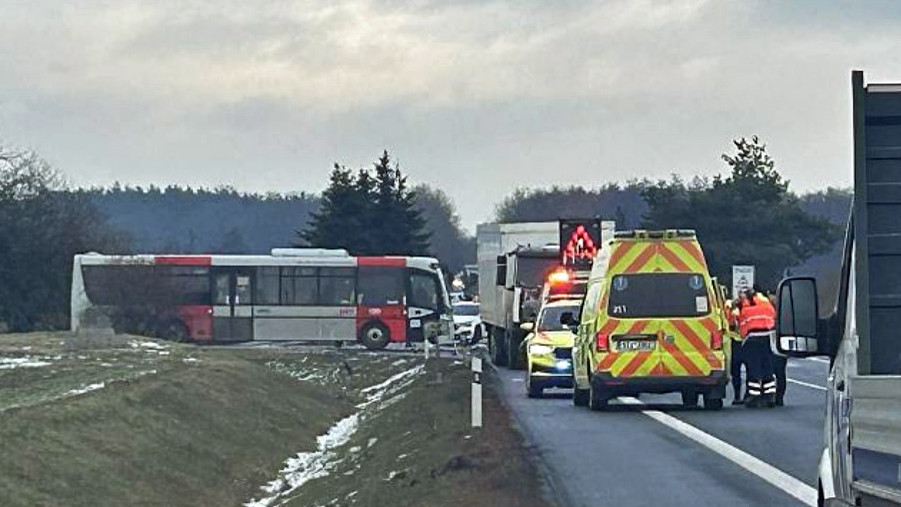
[
  {"xmin": 703, "ymin": 394, "xmax": 724, "ymax": 411},
  {"xmin": 359, "ymin": 322, "xmax": 390, "ymax": 350},
  {"xmin": 489, "ymin": 329, "xmax": 508, "ymax": 366},
  {"xmin": 573, "ymin": 386, "xmax": 590, "ymax": 407},
  {"xmin": 589, "ymin": 382, "xmax": 609, "ymax": 411},
  {"xmin": 526, "ymin": 376, "xmax": 543, "ymax": 398},
  {"xmin": 682, "ymin": 391, "xmax": 700, "ymax": 407}
]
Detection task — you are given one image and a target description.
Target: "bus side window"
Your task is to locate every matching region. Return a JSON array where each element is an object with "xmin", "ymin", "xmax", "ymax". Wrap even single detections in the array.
[
  {"xmin": 358, "ymin": 267, "xmax": 405, "ymax": 306},
  {"xmin": 256, "ymin": 267, "xmax": 279, "ymax": 305},
  {"xmin": 319, "ymin": 267, "xmax": 356, "ymax": 306},
  {"xmin": 281, "ymin": 267, "xmax": 317, "ymax": 305}
]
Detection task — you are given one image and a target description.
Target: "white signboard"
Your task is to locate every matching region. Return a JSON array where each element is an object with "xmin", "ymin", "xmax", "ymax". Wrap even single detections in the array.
[{"xmin": 732, "ymin": 265, "xmax": 755, "ymax": 298}]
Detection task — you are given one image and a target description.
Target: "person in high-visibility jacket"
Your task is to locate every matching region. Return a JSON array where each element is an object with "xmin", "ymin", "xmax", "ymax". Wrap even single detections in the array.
[
  {"xmin": 737, "ymin": 288, "xmax": 777, "ymax": 408},
  {"xmin": 726, "ymin": 298, "xmax": 746, "ymax": 405}
]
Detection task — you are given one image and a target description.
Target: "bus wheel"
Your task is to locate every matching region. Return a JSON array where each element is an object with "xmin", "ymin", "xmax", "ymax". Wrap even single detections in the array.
[
  {"xmin": 359, "ymin": 322, "xmax": 390, "ymax": 350},
  {"xmin": 160, "ymin": 320, "xmax": 189, "ymax": 343}
]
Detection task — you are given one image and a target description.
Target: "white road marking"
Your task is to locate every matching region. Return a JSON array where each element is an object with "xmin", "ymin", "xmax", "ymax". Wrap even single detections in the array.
[
  {"xmin": 787, "ymin": 378, "xmax": 827, "ymax": 391},
  {"xmin": 619, "ymin": 397, "xmax": 817, "ymax": 506}
]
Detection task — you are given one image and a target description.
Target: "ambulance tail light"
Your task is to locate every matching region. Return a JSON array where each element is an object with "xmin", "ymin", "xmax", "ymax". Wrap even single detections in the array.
[
  {"xmin": 711, "ymin": 331, "xmax": 723, "ymax": 350},
  {"xmin": 595, "ymin": 332, "xmax": 609, "ymax": 351}
]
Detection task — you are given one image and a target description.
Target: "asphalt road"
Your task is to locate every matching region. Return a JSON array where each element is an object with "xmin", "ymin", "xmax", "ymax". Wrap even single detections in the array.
[{"xmin": 497, "ymin": 357, "xmax": 830, "ymax": 507}]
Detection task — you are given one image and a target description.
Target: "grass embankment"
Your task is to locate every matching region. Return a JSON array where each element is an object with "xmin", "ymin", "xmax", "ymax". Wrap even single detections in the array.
[{"xmin": 0, "ymin": 333, "xmax": 550, "ymax": 507}]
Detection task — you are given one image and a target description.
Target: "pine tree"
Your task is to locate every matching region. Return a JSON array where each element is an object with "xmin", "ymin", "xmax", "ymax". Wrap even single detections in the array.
[
  {"xmin": 300, "ymin": 164, "xmax": 368, "ymax": 252},
  {"xmin": 369, "ymin": 151, "xmax": 429, "ymax": 255},
  {"xmin": 300, "ymin": 151, "xmax": 430, "ymax": 256}
]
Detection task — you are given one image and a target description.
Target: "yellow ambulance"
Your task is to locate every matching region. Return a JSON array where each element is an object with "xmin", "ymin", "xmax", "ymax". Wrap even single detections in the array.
[{"xmin": 572, "ymin": 230, "xmax": 729, "ymax": 410}]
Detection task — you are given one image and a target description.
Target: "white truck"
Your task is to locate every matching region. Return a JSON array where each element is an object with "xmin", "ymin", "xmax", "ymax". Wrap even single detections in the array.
[
  {"xmin": 775, "ymin": 71, "xmax": 901, "ymax": 506},
  {"xmin": 477, "ymin": 222, "xmax": 560, "ymax": 369},
  {"xmin": 477, "ymin": 220, "xmax": 613, "ymax": 369}
]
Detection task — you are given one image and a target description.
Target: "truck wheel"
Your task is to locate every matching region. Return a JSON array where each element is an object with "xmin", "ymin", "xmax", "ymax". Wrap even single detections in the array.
[
  {"xmin": 703, "ymin": 394, "xmax": 724, "ymax": 411},
  {"xmin": 489, "ymin": 328, "xmax": 508, "ymax": 367},
  {"xmin": 573, "ymin": 386, "xmax": 590, "ymax": 407},
  {"xmin": 359, "ymin": 321, "xmax": 390, "ymax": 350},
  {"xmin": 506, "ymin": 331, "xmax": 524, "ymax": 370},
  {"xmin": 681, "ymin": 391, "xmax": 700, "ymax": 407}
]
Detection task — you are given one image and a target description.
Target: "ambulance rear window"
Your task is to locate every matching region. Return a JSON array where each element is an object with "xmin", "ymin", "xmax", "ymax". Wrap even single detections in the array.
[{"xmin": 607, "ymin": 273, "xmax": 710, "ymax": 318}]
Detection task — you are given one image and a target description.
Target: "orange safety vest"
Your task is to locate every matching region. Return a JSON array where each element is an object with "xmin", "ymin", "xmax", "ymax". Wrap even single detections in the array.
[{"xmin": 738, "ymin": 294, "xmax": 776, "ymax": 338}]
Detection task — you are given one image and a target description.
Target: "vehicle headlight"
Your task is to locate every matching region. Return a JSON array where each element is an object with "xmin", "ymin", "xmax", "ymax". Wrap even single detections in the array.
[{"xmin": 529, "ymin": 344, "xmax": 554, "ymax": 355}]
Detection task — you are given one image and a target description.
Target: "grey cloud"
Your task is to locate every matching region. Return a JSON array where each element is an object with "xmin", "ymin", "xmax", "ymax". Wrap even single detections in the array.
[{"xmin": 2, "ymin": 0, "xmax": 901, "ymax": 229}]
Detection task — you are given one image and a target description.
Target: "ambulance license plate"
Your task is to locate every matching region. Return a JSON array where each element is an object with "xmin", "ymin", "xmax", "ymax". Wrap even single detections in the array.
[{"xmin": 616, "ymin": 340, "xmax": 655, "ymax": 352}]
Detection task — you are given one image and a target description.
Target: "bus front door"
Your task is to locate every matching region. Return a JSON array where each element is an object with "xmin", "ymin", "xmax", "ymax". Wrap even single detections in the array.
[
  {"xmin": 407, "ymin": 270, "xmax": 443, "ymax": 343},
  {"xmin": 212, "ymin": 268, "xmax": 254, "ymax": 341}
]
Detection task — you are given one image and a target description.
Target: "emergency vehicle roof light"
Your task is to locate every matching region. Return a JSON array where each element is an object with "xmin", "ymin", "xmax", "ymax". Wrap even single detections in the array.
[
  {"xmin": 613, "ymin": 229, "xmax": 697, "ymax": 240},
  {"xmin": 547, "ymin": 269, "xmax": 571, "ymax": 284}
]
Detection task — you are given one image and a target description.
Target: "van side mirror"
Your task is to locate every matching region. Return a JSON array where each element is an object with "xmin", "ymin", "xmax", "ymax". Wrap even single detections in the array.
[
  {"xmin": 775, "ymin": 277, "xmax": 822, "ymax": 356},
  {"xmin": 520, "ymin": 322, "xmax": 534, "ymax": 333}
]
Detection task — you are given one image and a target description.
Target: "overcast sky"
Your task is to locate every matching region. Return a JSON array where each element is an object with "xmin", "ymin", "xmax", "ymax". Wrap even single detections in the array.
[{"xmin": 2, "ymin": 0, "xmax": 900, "ymax": 231}]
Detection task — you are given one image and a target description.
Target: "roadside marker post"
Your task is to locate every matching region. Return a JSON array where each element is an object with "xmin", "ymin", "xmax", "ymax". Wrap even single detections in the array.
[{"xmin": 472, "ymin": 356, "xmax": 483, "ymax": 428}]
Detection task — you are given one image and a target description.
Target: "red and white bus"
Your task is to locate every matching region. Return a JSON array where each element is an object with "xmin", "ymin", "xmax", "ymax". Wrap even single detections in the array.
[{"xmin": 71, "ymin": 249, "xmax": 452, "ymax": 349}]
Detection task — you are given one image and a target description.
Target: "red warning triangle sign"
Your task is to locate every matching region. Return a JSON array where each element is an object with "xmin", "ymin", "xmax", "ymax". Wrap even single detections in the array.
[{"xmin": 563, "ymin": 225, "xmax": 596, "ymax": 265}]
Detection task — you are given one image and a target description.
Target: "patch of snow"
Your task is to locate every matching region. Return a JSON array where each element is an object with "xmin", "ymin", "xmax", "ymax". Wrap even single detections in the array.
[
  {"xmin": 246, "ymin": 365, "xmax": 425, "ymax": 507},
  {"xmin": 391, "ymin": 359, "xmax": 408, "ymax": 366},
  {"xmin": 357, "ymin": 364, "xmax": 424, "ymax": 410},
  {"xmin": 66, "ymin": 382, "xmax": 105, "ymax": 396},
  {"xmin": 21, "ymin": 346, "xmax": 32, "ymax": 351},
  {"xmin": 397, "ymin": 454, "xmax": 408, "ymax": 460},
  {"xmin": 0, "ymin": 356, "xmax": 52, "ymax": 369},
  {"xmin": 245, "ymin": 413, "xmax": 360, "ymax": 507},
  {"xmin": 367, "ymin": 437, "xmax": 377, "ymax": 448},
  {"xmin": 131, "ymin": 341, "xmax": 167, "ymax": 350},
  {"xmin": 182, "ymin": 357, "xmax": 200, "ymax": 363},
  {"xmin": 157, "ymin": 351, "xmax": 170, "ymax": 356},
  {"xmin": 385, "ymin": 470, "xmax": 401, "ymax": 481},
  {"xmin": 349, "ymin": 446, "xmax": 361, "ymax": 453}
]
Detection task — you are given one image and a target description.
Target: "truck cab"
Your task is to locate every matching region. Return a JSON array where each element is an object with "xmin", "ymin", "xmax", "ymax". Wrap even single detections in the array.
[{"xmin": 775, "ymin": 71, "xmax": 901, "ymax": 507}]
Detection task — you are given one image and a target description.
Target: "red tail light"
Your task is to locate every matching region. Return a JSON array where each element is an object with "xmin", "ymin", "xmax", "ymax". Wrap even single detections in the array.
[
  {"xmin": 711, "ymin": 331, "xmax": 723, "ymax": 350},
  {"xmin": 595, "ymin": 331, "xmax": 609, "ymax": 351}
]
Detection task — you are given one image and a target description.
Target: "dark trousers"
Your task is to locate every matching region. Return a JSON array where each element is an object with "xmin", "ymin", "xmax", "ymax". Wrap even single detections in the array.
[
  {"xmin": 731, "ymin": 340, "xmax": 745, "ymax": 399},
  {"xmin": 773, "ymin": 353, "xmax": 787, "ymax": 402},
  {"xmin": 743, "ymin": 333, "xmax": 776, "ymax": 400}
]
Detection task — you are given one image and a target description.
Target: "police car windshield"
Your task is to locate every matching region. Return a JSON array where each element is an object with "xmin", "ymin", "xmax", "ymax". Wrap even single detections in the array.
[
  {"xmin": 538, "ymin": 305, "xmax": 581, "ymax": 331},
  {"xmin": 608, "ymin": 273, "xmax": 710, "ymax": 318}
]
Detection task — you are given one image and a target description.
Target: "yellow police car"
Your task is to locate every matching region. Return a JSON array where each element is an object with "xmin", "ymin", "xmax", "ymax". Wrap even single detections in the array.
[
  {"xmin": 521, "ymin": 299, "xmax": 582, "ymax": 398},
  {"xmin": 572, "ymin": 230, "xmax": 729, "ymax": 410}
]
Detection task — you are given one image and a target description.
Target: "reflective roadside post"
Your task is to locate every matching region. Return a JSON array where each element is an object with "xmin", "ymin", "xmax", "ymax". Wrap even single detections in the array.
[{"xmin": 472, "ymin": 355, "xmax": 482, "ymax": 428}]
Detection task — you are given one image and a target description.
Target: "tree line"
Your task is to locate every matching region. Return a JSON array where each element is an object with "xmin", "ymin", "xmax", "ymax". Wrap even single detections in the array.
[{"xmin": 0, "ymin": 139, "xmax": 852, "ymax": 331}]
